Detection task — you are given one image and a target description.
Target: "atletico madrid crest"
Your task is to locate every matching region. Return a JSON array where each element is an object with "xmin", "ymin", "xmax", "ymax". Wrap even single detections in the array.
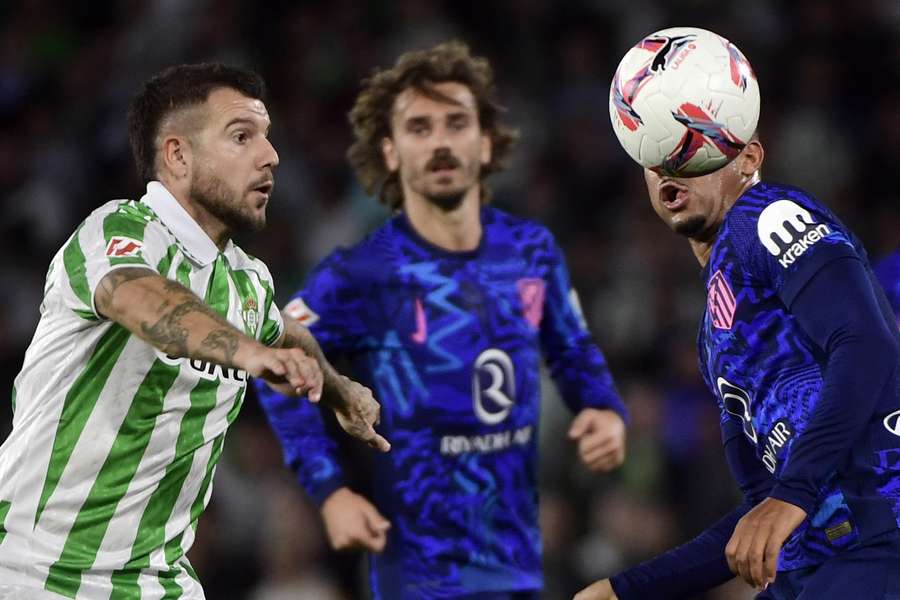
[{"xmin": 707, "ymin": 270, "xmax": 736, "ymax": 330}]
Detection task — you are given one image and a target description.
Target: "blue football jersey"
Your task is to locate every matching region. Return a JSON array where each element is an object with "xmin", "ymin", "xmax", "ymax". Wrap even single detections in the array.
[
  {"xmin": 256, "ymin": 206, "xmax": 625, "ymax": 599},
  {"xmin": 874, "ymin": 249, "xmax": 900, "ymax": 325},
  {"xmin": 698, "ymin": 182, "xmax": 900, "ymax": 571}
]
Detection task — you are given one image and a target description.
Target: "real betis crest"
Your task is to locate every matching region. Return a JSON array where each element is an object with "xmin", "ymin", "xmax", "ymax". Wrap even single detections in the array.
[{"xmin": 241, "ymin": 297, "xmax": 259, "ymax": 336}]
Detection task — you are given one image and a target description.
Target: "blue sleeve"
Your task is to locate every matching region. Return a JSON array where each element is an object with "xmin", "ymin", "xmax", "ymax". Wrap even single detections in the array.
[
  {"xmin": 254, "ymin": 379, "xmax": 346, "ymax": 506},
  {"xmin": 609, "ymin": 433, "xmax": 773, "ymax": 599},
  {"xmin": 747, "ymin": 192, "xmax": 859, "ymax": 305},
  {"xmin": 768, "ymin": 257, "xmax": 900, "ymax": 514},
  {"xmin": 538, "ymin": 233, "xmax": 627, "ymax": 421},
  {"xmin": 256, "ymin": 252, "xmax": 367, "ymax": 506}
]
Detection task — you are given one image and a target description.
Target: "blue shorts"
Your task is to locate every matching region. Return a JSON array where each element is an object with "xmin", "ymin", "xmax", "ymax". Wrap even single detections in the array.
[{"xmin": 756, "ymin": 530, "xmax": 900, "ymax": 600}]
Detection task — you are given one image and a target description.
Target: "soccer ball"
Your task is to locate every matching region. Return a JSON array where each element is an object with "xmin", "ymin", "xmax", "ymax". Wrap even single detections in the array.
[{"xmin": 609, "ymin": 27, "xmax": 760, "ymax": 177}]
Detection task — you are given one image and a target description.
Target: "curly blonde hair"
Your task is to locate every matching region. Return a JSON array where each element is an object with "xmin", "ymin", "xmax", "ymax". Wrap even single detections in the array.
[{"xmin": 347, "ymin": 40, "xmax": 519, "ymax": 210}]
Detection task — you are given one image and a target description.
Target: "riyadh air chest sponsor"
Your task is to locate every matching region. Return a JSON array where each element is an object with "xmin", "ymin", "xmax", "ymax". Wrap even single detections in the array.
[
  {"xmin": 757, "ymin": 200, "xmax": 832, "ymax": 268},
  {"xmin": 439, "ymin": 348, "xmax": 534, "ymax": 456}
]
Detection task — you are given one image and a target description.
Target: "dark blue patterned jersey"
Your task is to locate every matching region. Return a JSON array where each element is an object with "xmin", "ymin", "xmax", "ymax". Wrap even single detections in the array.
[
  {"xmin": 697, "ymin": 181, "xmax": 900, "ymax": 571},
  {"xmin": 874, "ymin": 249, "xmax": 900, "ymax": 325},
  {"xmin": 256, "ymin": 206, "xmax": 625, "ymax": 599}
]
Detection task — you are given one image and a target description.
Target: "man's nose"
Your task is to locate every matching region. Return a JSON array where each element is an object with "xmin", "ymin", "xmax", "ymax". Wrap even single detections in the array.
[{"xmin": 259, "ymin": 137, "xmax": 279, "ymax": 169}]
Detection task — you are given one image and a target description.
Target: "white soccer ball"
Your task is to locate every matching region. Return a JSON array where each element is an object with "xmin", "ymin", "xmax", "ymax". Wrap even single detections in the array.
[{"xmin": 609, "ymin": 27, "xmax": 760, "ymax": 177}]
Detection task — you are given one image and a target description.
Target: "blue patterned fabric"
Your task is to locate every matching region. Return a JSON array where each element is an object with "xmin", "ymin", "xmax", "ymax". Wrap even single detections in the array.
[
  {"xmin": 698, "ymin": 182, "xmax": 900, "ymax": 571},
  {"xmin": 874, "ymin": 249, "xmax": 900, "ymax": 326},
  {"xmin": 256, "ymin": 206, "xmax": 625, "ymax": 599}
]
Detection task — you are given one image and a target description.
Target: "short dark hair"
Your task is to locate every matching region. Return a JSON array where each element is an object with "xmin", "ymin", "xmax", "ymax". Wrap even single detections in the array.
[
  {"xmin": 127, "ymin": 63, "xmax": 267, "ymax": 184},
  {"xmin": 347, "ymin": 40, "xmax": 519, "ymax": 210}
]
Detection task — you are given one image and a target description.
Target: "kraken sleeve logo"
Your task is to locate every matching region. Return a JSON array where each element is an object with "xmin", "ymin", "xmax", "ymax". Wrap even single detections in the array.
[
  {"xmin": 472, "ymin": 348, "xmax": 516, "ymax": 425},
  {"xmin": 757, "ymin": 200, "xmax": 832, "ymax": 268}
]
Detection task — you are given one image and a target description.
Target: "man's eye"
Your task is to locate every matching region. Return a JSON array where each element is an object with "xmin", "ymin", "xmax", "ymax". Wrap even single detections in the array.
[{"xmin": 234, "ymin": 131, "xmax": 248, "ymax": 143}]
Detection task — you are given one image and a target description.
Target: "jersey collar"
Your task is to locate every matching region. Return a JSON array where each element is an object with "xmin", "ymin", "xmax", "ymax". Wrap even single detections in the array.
[{"xmin": 141, "ymin": 181, "xmax": 237, "ymax": 267}]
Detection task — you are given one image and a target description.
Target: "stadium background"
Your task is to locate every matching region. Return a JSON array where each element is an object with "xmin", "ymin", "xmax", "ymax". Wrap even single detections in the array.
[{"xmin": 0, "ymin": 1, "xmax": 897, "ymax": 598}]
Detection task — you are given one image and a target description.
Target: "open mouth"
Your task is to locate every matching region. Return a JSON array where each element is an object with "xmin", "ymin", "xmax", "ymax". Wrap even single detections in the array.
[
  {"xmin": 251, "ymin": 180, "xmax": 274, "ymax": 197},
  {"xmin": 659, "ymin": 179, "xmax": 689, "ymax": 210}
]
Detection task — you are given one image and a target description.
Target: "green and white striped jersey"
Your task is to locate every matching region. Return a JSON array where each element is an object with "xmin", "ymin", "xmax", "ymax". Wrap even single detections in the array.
[{"xmin": 0, "ymin": 182, "xmax": 284, "ymax": 599}]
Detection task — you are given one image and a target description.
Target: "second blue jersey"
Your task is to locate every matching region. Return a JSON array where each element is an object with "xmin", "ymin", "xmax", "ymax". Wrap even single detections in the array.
[
  {"xmin": 257, "ymin": 206, "xmax": 625, "ymax": 599},
  {"xmin": 698, "ymin": 182, "xmax": 900, "ymax": 571}
]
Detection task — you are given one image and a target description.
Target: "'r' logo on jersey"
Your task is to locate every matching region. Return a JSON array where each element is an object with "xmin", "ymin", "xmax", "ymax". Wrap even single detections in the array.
[
  {"xmin": 472, "ymin": 348, "xmax": 515, "ymax": 425},
  {"xmin": 757, "ymin": 200, "xmax": 832, "ymax": 268}
]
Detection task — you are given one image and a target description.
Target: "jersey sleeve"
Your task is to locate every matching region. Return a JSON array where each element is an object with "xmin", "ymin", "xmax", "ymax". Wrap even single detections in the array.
[
  {"xmin": 254, "ymin": 378, "xmax": 346, "ymax": 505},
  {"xmin": 537, "ymin": 229, "xmax": 627, "ymax": 420},
  {"xmin": 61, "ymin": 202, "xmax": 171, "ymax": 320},
  {"xmin": 255, "ymin": 263, "xmax": 284, "ymax": 347},
  {"xmin": 609, "ymin": 435, "xmax": 772, "ymax": 600},
  {"xmin": 256, "ymin": 250, "xmax": 368, "ymax": 504},
  {"xmin": 282, "ymin": 250, "xmax": 370, "ymax": 355},
  {"xmin": 742, "ymin": 189, "xmax": 859, "ymax": 305}
]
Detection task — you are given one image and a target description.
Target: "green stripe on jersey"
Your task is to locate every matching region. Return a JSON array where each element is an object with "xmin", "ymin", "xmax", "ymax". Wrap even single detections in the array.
[
  {"xmin": 161, "ymin": 388, "xmax": 243, "ymax": 571},
  {"xmin": 174, "ymin": 257, "xmax": 192, "ymax": 288},
  {"xmin": 156, "ymin": 244, "xmax": 181, "ymax": 279},
  {"xmin": 109, "ymin": 377, "xmax": 220, "ymax": 596},
  {"xmin": 206, "ymin": 255, "xmax": 229, "ymax": 315},
  {"xmin": 0, "ymin": 499, "xmax": 11, "ymax": 545},
  {"xmin": 35, "ymin": 324, "xmax": 131, "ymax": 526},
  {"xmin": 102, "ymin": 202, "xmax": 151, "ymax": 244},
  {"xmin": 259, "ymin": 278, "xmax": 280, "ymax": 346},
  {"xmin": 45, "ymin": 359, "xmax": 181, "ymax": 598},
  {"xmin": 62, "ymin": 225, "xmax": 92, "ymax": 313}
]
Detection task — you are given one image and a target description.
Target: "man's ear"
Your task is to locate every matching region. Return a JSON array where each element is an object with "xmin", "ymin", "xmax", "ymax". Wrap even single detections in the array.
[
  {"xmin": 738, "ymin": 139, "xmax": 764, "ymax": 176},
  {"xmin": 381, "ymin": 136, "xmax": 398, "ymax": 172},
  {"xmin": 480, "ymin": 132, "xmax": 492, "ymax": 166},
  {"xmin": 160, "ymin": 135, "xmax": 192, "ymax": 180}
]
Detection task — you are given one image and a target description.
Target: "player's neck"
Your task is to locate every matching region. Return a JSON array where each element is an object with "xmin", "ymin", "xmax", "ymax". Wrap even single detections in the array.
[
  {"xmin": 689, "ymin": 239, "xmax": 714, "ymax": 267},
  {"xmin": 403, "ymin": 188, "xmax": 482, "ymax": 252},
  {"xmin": 162, "ymin": 179, "xmax": 232, "ymax": 250}
]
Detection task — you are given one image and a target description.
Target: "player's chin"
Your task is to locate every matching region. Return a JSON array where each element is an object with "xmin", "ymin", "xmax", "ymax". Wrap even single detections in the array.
[{"xmin": 671, "ymin": 214, "xmax": 707, "ymax": 237}]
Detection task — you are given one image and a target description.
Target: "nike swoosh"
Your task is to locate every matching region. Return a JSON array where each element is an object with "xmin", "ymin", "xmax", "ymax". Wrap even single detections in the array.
[{"xmin": 411, "ymin": 297, "xmax": 427, "ymax": 343}]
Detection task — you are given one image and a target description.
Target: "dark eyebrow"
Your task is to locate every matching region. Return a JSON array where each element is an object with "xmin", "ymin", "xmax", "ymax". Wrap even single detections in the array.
[
  {"xmin": 224, "ymin": 117, "xmax": 257, "ymax": 130},
  {"xmin": 224, "ymin": 117, "xmax": 270, "ymax": 135},
  {"xmin": 405, "ymin": 115, "xmax": 431, "ymax": 126}
]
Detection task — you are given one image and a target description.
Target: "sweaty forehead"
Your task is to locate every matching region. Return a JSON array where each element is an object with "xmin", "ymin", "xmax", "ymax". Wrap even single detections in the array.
[{"xmin": 392, "ymin": 82, "xmax": 477, "ymax": 120}]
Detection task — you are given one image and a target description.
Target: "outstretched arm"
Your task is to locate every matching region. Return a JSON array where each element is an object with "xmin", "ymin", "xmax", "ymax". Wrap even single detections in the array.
[
  {"xmin": 277, "ymin": 316, "xmax": 390, "ymax": 453},
  {"xmin": 95, "ymin": 266, "xmax": 321, "ymax": 396}
]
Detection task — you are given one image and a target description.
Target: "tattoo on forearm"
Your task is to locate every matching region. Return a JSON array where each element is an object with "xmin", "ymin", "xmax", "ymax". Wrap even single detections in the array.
[
  {"xmin": 139, "ymin": 298, "xmax": 204, "ymax": 358},
  {"xmin": 99, "ymin": 268, "xmax": 248, "ymax": 366},
  {"xmin": 200, "ymin": 329, "xmax": 240, "ymax": 365}
]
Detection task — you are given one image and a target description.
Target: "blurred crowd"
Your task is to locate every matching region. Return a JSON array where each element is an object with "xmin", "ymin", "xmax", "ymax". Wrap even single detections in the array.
[{"xmin": 1, "ymin": 1, "xmax": 898, "ymax": 598}]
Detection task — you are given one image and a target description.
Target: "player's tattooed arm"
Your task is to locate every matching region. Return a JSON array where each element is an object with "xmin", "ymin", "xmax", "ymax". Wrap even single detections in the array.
[
  {"xmin": 279, "ymin": 317, "xmax": 390, "ymax": 451},
  {"xmin": 95, "ymin": 267, "xmax": 247, "ymax": 367},
  {"xmin": 279, "ymin": 319, "xmax": 342, "ymax": 393}
]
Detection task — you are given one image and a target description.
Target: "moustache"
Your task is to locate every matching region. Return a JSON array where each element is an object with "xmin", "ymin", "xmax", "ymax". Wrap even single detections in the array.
[{"xmin": 426, "ymin": 153, "xmax": 461, "ymax": 172}]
